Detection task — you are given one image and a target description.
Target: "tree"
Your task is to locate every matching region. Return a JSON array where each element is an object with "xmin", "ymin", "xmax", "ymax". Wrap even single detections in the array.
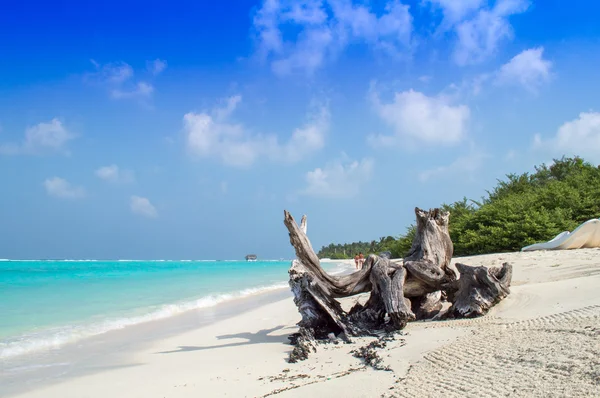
[{"xmin": 316, "ymin": 156, "xmax": 600, "ymax": 258}]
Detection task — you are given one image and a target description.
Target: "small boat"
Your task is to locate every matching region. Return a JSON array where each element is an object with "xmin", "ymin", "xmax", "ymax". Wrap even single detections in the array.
[{"xmin": 245, "ymin": 254, "xmax": 257, "ymax": 262}]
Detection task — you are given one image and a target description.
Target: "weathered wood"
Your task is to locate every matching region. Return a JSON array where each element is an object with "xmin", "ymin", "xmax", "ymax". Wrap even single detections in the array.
[
  {"xmin": 371, "ymin": 259, "xmax": 415, "ymax": 328},
  {"xmin": 283, "ymin": 207, "xmax": 513, "ymax": 362},
  {"xmin": 403, "ymin": 208, "xmax": 456, "ymax": 293},
  {"xmin": 448, "ymin": 262, "xmax": 513, "ymax": 318},
  {"xmin": 284, "ymin": 211, "xmax": 373, "ymax": 298},
  {"xmin": 411, "ymin": 291, "xmax": 443, "ymax": 320}
]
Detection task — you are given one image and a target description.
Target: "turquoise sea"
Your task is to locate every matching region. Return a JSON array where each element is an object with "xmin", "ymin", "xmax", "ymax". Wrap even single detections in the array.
[{"xmin": 0, "ymin": 259, "xmax": 349, "ymax": 359}]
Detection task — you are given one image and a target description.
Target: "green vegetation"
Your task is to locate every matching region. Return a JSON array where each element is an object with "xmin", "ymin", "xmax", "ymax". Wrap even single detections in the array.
[
  {"xmin": 317, "ymin": 157, "xmax": 600, "ymax": 259},
  {"xmin": 317, "ymin": 236, "xmax": 398, "ymax": 259}
]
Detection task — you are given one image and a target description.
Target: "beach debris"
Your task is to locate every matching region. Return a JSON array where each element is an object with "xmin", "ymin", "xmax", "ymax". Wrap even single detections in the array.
[
  {"xmin": 287, "ymin": 328, "xmax": 317, "ymax": 363},
  {"xmin": 351, "ymin": 337, "xmax": 396, "ymax": 371},
  {"xmin": 283, "ymin": 207, "xmax": 513, "ymax": 361},
  {"xmin": 260, "ymin": 367, "xmax": 365, "ymax": 397},
  {"xmin": 266, "ymin": 372, "xmax": 309, "ymax": 383}
]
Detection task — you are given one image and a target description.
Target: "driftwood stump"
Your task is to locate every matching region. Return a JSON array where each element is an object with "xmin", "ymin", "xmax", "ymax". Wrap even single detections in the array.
[{"xmin": 284, "ymin": 207, "xmax": 512, "ymax": 362}]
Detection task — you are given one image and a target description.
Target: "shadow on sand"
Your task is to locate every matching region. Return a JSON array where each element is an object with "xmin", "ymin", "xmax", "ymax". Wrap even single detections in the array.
[{"xmin": 157, "ymin": 325, "xmax": 289, "ymax": 354}]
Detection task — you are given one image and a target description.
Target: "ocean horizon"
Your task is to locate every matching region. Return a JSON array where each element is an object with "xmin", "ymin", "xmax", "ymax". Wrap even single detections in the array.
[{"xmin": 0, "ymin": 259, "xmax": 351, "ymax": 360}]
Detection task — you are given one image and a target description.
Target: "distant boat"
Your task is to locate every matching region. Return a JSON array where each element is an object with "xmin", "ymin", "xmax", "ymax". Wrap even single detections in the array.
[{"xmin": 245, "ymin": 254, "xmax": 257, "ymax": 262}]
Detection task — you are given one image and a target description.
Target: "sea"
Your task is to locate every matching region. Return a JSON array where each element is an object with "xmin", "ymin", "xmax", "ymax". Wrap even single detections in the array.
[{"xmin": 0, "ymin": 259, "xmax": 351, "ymax": 360}]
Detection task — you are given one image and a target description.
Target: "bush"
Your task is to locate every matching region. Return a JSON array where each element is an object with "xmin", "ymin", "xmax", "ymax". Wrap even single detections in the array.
[{"xmin": 317, "ymin": 156, "xmax": 600, "ymax": 258}]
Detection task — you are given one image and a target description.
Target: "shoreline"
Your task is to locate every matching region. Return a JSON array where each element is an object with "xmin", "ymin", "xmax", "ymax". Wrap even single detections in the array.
[
  {"xmin": 4, "ymin": 251, "xmax": 600, "ymax": 397},
  {"xmin": 0, "ymin": 282, "xmax": 291, "ymax": 361},
  {"xmin": 1, "ymin": 260, "xmax": 353, "ymax": 361},
  {"xmin": 1, "ymin": 288, "xmax": 293, "ymax": 397},
  {"xmin": 2, "ymin": 260, "xmax": 358, "ymax": 396}
]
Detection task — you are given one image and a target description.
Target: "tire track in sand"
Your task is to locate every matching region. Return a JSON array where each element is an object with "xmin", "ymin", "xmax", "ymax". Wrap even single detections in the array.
[{"xmin": 387, "ymin": 306, "xmax": 600, "ymax": 398}]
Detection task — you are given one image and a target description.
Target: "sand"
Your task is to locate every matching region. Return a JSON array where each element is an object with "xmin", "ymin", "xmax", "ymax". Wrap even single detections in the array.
[{"xmin": 7, "ymin": 249, "xmax": 600, "ymax": 397}]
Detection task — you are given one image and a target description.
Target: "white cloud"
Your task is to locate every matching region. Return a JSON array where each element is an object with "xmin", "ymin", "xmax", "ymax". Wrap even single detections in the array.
[
  {"xmin": 44, "ymin": 177, "xmax": 86, "ymax": 199},
  {"xmin": 88, "ymin": 60, "xmax": 163, "ymax": 100},
  {"xmin": 429, "ymin": 0, "xmax": 530, "ymax": 65},
  {"xmin": 253, "ymin": 0, "xmax": 413, "ymax": 76},
  {"xmin": 147, "ymin": 59, "xmax": 167, "ymax": 75},
  {"xmin": 446, "ymin": 47, "xmax": 551, "ymax": 97},
  {"xmin": 24, "ymin": 119, "xmax": 73, "ymax": 152},
  {"xmin": 301, "ymin": 157, "xmax": 374, "ymax": 198},
  {"xmin": 95, "ymin": 164, "xmax": 135, "ymax": 183},
  {"xmin": 89, "ymin": 60, "xmax": 134, "ymax": 84},
  {"xmin": 496, "ymin": 47, "xmax": 552, "ymax": 92},
  {"xmin": 184, "ymin": 95, "xmax": 329, "ymax": 167},
  {"xmin": 111, "ymin": 82, "xmax": 154, "ymax": 99},
  {"xmin": 427, "ymin": 0, "xmax": 485, "ymax": 26},
  {"xmin": 130, "ymin": 196, "xmax": 158, "ymax": 218},
  {"xmin": 0, "ymin": 119, "xmax": 75, "ymax": 156},
  {"xmin": 369, "ymin": 87, "xmax": 470, "ymax": 147},
  {"xmin": 470, "ymin": 73, "xmax": 492, "ymax": 95},
  {"xmin": 213, "ymin": 95, "xmax": 242, "ymax": 120},
  {"xmin": 419, "ymin": 150, "xmax": 488, "ymax": 181},
  {"xmin": 534, "ymin": 112, "xmax": 600, "ymax": 162}
]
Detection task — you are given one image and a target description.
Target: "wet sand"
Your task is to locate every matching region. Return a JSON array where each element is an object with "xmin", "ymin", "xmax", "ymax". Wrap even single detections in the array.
[{"xmin": 4, "ymin": 249, "xmax": 600, "ymax": 397}]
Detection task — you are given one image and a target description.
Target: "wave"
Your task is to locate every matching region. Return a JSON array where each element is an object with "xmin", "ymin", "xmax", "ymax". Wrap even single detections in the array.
[
  {"xmin": 326, "ymin": 261, "xmax": 356, "ymax": 276},
  {"xmin": 0, "ymin": 282, "xmax": 289, "ymax": 360}
]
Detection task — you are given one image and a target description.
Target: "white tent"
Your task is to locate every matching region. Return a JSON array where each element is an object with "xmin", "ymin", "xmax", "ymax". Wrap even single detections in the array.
[{"xmin": 521, "ymin": 218, "xmax": 600, "ymax": 251}]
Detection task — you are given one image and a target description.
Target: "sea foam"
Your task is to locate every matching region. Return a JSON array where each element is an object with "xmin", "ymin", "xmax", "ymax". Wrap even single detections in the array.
[
  {"xmin": 0, "ymin": 259, "xmax": 355, "ymax": 360},
  {"xmin": 0, "ymin": 282, "xmax": 289, "ymax": 360}
]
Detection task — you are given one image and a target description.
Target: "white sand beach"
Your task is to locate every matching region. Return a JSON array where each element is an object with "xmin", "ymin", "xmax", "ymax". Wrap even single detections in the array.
[{"xmin": 7, "ymin": 249, "xmax": 600, "ymax": 398}]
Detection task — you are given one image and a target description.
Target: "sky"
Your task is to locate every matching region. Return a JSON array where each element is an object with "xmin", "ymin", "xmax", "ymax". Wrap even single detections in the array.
[{"xmin": 1, "ymin": 0, "xmax": 600, "ymax": 260}]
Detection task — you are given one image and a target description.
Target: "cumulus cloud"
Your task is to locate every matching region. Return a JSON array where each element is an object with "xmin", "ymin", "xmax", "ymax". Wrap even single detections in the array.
[
  {"xmin": 368, "ymin": 87, "xmax": 470, "ymax": 147},
  {"xmin": 95, "ymin": 164, "xmax": 135, "ymax": 183},
  {"xmin": 184, "ymin": 95, "xmax": 329, "ymax": 167},
  {"xmin": 455, "ymin": 0, "xmax": 529, "ymax": 65},
  {"xmin": 89, "ymin": 60, "xmax": 134, "ymax": 84},
  {"xmin": 496, "ymin": 47, "xmax": 552, "ymax": 92},
  {"xmin": 87, "ymin": 59, "xmax": 165, "ymax": 100},
  {"xmin": 447, "ymin": 47, "xmax": 552, "ymax": 97},
  {"xmin": 0, "ymin": 119, "xmax": 75, "ymax": 156},
  {"xmin": 419, "ymin": 150, "xmax": 488, "ymax": 181},
  {"xmin": 427, "ymin": 0, "xmax": 485, "ymax": 26},
  {"xmin": 147, "ymin": 59, "xmax": 167, "ymax": 75},
  {"xmin": 301, "ymin": 157, "xmax": 374, "ymax": 198},
  {"xmin": 427, "ymin": 0, "xmax": 530, "ymax": 65},
  {"xmin": 253, "ymin": 0, "xmax": 413, "ymax": 76},
  {"xmin": 44, "ymin": 177, "xmax": 86, "ymax": 199},
  {"xmin": 111, "ymin": 82, "xmax": 154, "ymax": 99},
  {"xmin": 533, "ymin": 112, "xmax": 600, "ymax": 162},
  {"xmin": 130, "ymin": 196, "xmax": 158, "ymax": 218}
]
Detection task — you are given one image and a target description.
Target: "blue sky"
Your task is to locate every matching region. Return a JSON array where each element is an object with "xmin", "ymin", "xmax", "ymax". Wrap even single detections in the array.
[{"xmin": 1, "ymin": 0, "xmax": 600, "ymax": 260}]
